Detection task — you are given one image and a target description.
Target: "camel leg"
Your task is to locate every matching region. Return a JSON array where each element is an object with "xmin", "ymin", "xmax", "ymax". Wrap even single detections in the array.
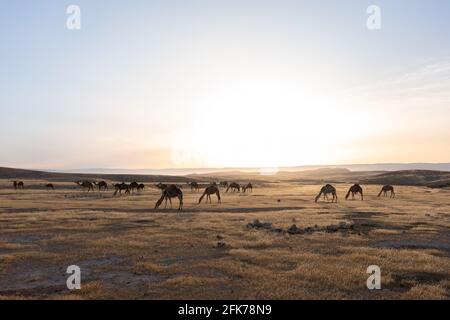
[
  {"xmin": 216, "ymin": 191, "xmax": 221, "ymax": 203},
  {"xmin": 178, "ymin": 195, "xmax": 183, "ymax": 210}
]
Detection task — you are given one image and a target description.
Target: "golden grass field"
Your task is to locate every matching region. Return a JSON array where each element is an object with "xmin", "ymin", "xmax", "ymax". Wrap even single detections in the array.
[{"xmin": 0, "ymin": 179, "xmax": 449, "ymax": 300}]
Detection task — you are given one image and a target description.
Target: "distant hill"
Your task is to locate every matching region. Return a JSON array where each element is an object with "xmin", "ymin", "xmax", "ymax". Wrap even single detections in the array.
[
  {"xmin": 360, "ymin": 170, "xmax": 450, "ymax": 187},
  {"xmin": 40, "ymin": 162, "xmax": 450, "ymax": 176},
  {"xmin": 0, "ymin": 167, "xmax": 194, "ymax": 183},
  {"xmin": 188, "ymin": 168, "xmax": 450, "ymax": 187},
  {"xmin": 2, "ymin": 166, "xmax": 450, "ymax": 188}
]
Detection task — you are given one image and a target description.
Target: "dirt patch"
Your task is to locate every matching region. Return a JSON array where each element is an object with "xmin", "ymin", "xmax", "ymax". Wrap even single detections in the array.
[
  {"xmin": 373, "ymin": 240, "xmax": 450, "ymax": 252},
  {"xmin": 387, "ymin": 271, "xmax": 448, "ymax": 293},
  {"xmin": 246, "ymin": 219, "xmax": 358, "ymax": 235}
]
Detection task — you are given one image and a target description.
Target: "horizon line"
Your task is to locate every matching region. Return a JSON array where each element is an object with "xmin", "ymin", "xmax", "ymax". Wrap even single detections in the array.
[{"xmin": 3, "ymin": 161, "xmax": 448, "ymax": 175}]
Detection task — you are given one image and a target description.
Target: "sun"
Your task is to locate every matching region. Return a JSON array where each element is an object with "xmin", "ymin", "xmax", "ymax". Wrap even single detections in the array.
[{"xmin": 168, "ymin": 75, "xmax": 369, "ymax": 168}]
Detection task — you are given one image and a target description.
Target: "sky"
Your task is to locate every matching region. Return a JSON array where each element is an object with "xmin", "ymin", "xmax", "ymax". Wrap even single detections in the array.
[{"xmin": 1, "ymin": 0, "xmax": 450, "ymax": 170}]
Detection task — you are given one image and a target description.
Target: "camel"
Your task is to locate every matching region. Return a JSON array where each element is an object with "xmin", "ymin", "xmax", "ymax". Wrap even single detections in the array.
[
  {"xmin": 129, "ymin": 182, "xmax": 140, "ymax": 192},
  {"xmin": 378, "ymin": 185, "xmax": 395, "ymax": 198},
  {"xmin": 220, "ymin": 181, "xmax": 229, "ymax": 189},
  {"xmin": 187, "ymin": 182, "xmax": 200, "ymax": 192},
  {"xmin": 137, "ymin": 183, "xmax": 145, "ymax": 192},
  {"xmin": 315, "ymin": 184, "xmax": 338, "ymax": 203},
  {"xmin": 226, "ymin": 182, "xmax": 240, "ymax": 193},
  {"xmin": 45, "ymin": 183, "xmax": 55, "ymax": 190},
  {"xmin": 13, "ymin": 181, "xmax": 25, "ymax": 190},
  {"xmin": 242, "ymin": 183, "xmax": 253, "ymax": 193},
  {"xmin": 76, "ymin": 181, "xmax": 94, "ymax": 192},
  {"xmin": 199, "ymin": 184, "xmax": 221, "ymax": 204},
  {"xmin": 155, "ymin": 184, "xmax": 183, "ymax": 210},
  {"xmin": 156, "ymin": 183, "xmax": 167, "ymax": 190},
  {"xmin": 345, "ymin": 184, "xmax": 363, "ymax": 200},
  {"xmin": 93, "ymin": 181, "xmax": 108, "ymax": 191},
  {"xmin": 113, "ymin": 182, "xmax": 130, "ymax": 196}
]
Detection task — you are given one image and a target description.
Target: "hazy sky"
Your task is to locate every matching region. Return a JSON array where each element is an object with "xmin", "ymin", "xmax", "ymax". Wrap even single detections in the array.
[{"xmin": 1, "ymin": 0, "xmax": 450, "ymax": 169}]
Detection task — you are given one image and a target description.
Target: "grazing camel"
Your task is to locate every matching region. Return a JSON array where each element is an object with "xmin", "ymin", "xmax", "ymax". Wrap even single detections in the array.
[
  {"xmin": 155, "ymin": 184, "xmax": 183, "ymax": 210},
  {"xmin": 378, "ymin": 185, "xmax": 395, "ymax": 198},
  {"xmin": 76, "ymin": 181, "xmax": 94, "ymax": 192},
  {"xmin": 156, "ymin": 183, "xmax": 167, "ymax": 190},
  {"xmin": 345, "ymin": 184, "xmax": 363, "ymax": 200},
  {"xmin": 113, "ymin": 182, "xmax": 130, "ymax": 196},
  {"xmin": 220, "ymin": 181, "xmax": 229, "ymax": 189},
  {"xmin": 315, "ymin": 184, "xmax": 338, "ymax": 203},
  {"xmin": 93, "ymin": 181, "xmax": 108, "ymax": 191},
  {"xmin": 13, "ymin": 181, "xmax": 25, "ymax": 189},
  {"xmin": 242, "ymin": 183, "xmax": 253, "ymax": 193},
  {"xmin": 137, "ymin": 183, "xmax": 145, "ymax": 192},
  {"xmin": 199, "ymin": 184, "xmax": 221, "ymax": 204},
  {"xmin": 187, "ymin": 182, "xmax": 200, "ymax": 192},
  {"xmin": 226, "ymin": 182, "xmax": 240, "ymax": 193},
  {"xmin": 129, "ymin": 182, "xmax": 140, "ymax": 192},
  {"xmin": 45, "ymin": 183, "xmax": 55, "ymax": 190}
]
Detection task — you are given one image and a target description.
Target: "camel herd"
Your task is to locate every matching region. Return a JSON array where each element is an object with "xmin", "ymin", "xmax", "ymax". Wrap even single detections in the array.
[
  {"xmin": 314, "ymin": 183, "xmax": 395, "ymax": 203},
  {"xmin": 74, "ymin": 180, "xmax": 146, "ymax": 195},
  {"xmin": 9, "ymin": 179, "xmax": 396, "ymax": 211},
  {"xmin": 155, "ymin": 181, "xmax": 247, "ymax": 210}
]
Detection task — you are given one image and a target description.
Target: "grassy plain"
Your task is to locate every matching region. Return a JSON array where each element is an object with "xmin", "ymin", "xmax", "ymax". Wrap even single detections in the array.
[{"xmin": 0, "ymin": 180, "xmax": 449, "ymax": 299}]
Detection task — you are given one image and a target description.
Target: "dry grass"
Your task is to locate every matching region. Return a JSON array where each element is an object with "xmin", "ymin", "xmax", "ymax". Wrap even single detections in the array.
[{"xmin": 0, "ymin": 180, "xmax": 449, "ymax": 299}]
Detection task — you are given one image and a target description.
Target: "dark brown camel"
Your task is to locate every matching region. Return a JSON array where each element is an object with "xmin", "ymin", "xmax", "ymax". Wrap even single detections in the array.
[
  {"xmin": 45, "ymin": 183, "xmax": 55, "ymax": 190},
  {"xmin": 137, "ymin": 183, "xmax": 145, "ymax": 192},
  {"xmin": 13, "ymin": 181, "xmax": 25, "ymax": 189},
  {"xmin": 155, "ymin": 184, "xmax": 183, "ymax": 210},
  {"xmin": 93, "ymin": 181, "xmax": 108, "ymax": 191},
  {"xmin": 378, "ymin": 185, "xmax": 395, "ymax": 198},
  {"xmin": 242, "ymin": 183, "xmax": 253, "ymax": 193},
  {"xmin": 226, "ymin": 182, "xmax": 240, "ymax": 193},
  {"xmin": 345, "ymin": 184, "xmax": 363, "ymax": 200},
  {"xmin": 220, "ymin": 181, "xmax": 229, "ymax": 189},
  {"xmin": 75, "ymin": 181, "xmax": 94, "ymax": 192},
  {"xmin": 187, "ymin": 182, "xmax": 200, "ymax": 192},
  {"xmin": 199, "ymin": 184, "xmax": 221, "ymax": 204},
  {"xmin": 129, "ymin": 182, "xmax": 140, "ymax": 192},
  {"xmin": 315, "ymin": 184, "xmax": 338, "ymax": 203},
  {"xmin": 156, "ymin": 182, "xmax": 167, "ymax": 190},
  {"xmin": 113, "ymin": 182, "xmax": 130, "ymax": 196}
]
